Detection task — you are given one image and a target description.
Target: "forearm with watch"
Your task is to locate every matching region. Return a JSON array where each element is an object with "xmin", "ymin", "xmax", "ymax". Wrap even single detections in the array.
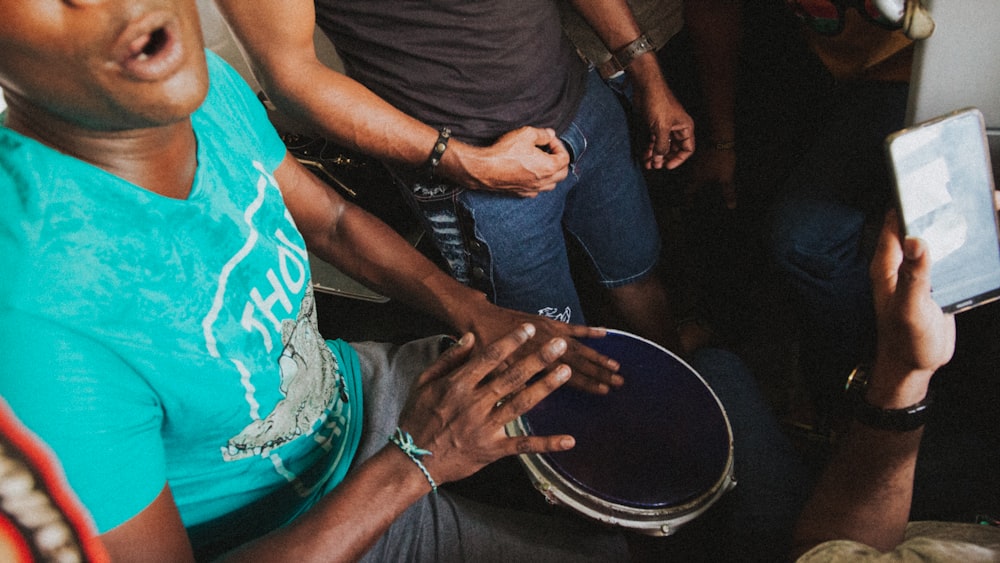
[
  {"xmin": 791, "ymin": 360, "xmax": 934, "ymax": 557},
  {"xmin": 599, "ymin": 33, "xmax": 656, "ymax": 79},
  {"xmin": 570, "ymin": 0, "xmax": 652, "ymax": 77},
  {"xmin": 847, "ymin": 362, "xmax": 935, "ymax": 432}
]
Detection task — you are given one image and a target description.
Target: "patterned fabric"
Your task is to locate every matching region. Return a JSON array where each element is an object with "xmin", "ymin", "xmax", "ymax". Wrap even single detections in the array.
[
  {"xmin": 798, "ymin": 521, "xmax": 1000, "ymax": 562},
  {"xmin": 0, "ymin": 398, "xmax": 109, "ymax": 563}
]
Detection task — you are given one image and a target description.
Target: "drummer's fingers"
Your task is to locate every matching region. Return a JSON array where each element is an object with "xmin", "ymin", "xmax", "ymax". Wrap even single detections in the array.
[
  {"xmin": 486, "ymin": 337, "xmax": 567, "ymax": 404},
  {"xmin": 504, "ymin": 434, "xmax": 576, "ymax": 457},
  {"xmin": 559, "ymin": 323, "xmax": 607, "ymax": 340},
  {"xmin": 417, "ymin": 332, "xmax": 475, "ymax": 386},
  {"xmin": 563, "ymin": 339, "xmax": 623, "ymax": 388},
  {"xmin": 496, "ymin": 363, "xmax": 571, "ymax": 421},
  {"xmin": 494, "ymin": 366, "xmax": 575, "ymax": 455},
  {"xmin": 460, "ymin": 323, "xmax": 539, "ymax": 387},
  {"xmin": 564, "ymin": 372, "xmax": 614, "ymax": 395}
]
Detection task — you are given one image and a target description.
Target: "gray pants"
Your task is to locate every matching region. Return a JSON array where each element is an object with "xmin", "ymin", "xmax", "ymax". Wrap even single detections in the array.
[{"xmin": 348, "ymin": 337, "xmax": 629, "ymax": 562}]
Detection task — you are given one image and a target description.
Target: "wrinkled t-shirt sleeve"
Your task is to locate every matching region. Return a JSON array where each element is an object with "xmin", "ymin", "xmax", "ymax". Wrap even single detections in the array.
[{"xmin": 0, "ymin": 310, "xmax": 167, "ymax": 533}]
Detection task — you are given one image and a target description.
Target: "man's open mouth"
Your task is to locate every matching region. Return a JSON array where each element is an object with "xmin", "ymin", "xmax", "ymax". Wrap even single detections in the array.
[{"xmin": 118, "ymin": 16, "xmax": 184, "ymax": 81}]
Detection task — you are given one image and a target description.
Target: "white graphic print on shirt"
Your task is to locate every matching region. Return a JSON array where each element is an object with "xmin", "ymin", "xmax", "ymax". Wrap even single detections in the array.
[{"xmin": 198, "ymin": 162, "xmax": 347, "ymax": 489}]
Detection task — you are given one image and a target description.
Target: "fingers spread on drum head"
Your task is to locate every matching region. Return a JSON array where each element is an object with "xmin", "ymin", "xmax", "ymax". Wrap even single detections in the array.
[
  {"xmin": 419, "ymin": 333, "xmax": 475, "ymax": 385},
  {"xmin": 488, "ymin": 337, "xmax": 566, "ymax": 401},
  {"xmin": 496, "ymin": 364, "xmax": 571, "ymax": 418},
  {"xmin": 564, "ymin": 340, "xmax": 622, "ymax": 391},
  {"xmin": 471, "ymin": 323, "xmax": 536, "ymax": 378},
  {"xmin": 564, "ymin": 375, "xmax": 612, "ymax": 395},
  {"xmin": 509, "ymin": 434, "xmax": 575, "ymax": 457}
]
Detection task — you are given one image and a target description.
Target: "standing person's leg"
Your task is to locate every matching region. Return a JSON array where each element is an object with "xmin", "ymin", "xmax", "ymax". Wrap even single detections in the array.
[
  {"xmin": 459, "ymin": 181, "xmax": 588, "ymax": 326},
  {"xmin": 386, "ymin": 169, "xmax": 589, "ymax": 325},
  {"xmin": 561, "ymin": 71, "xmax": 680, "ymax": 351},
  {"xmin": 769, "ymin": 82, "xmax": 909, "ymax": 423},
  {"xmin": 604, "ymin": 274, "xmax": 678, "ymax": 350}
]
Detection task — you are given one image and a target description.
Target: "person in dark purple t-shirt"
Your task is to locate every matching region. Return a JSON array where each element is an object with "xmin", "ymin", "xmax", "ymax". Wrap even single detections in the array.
[{"xmin": 217, "ymin": 0, "xmax": 697, "ymax": 356}]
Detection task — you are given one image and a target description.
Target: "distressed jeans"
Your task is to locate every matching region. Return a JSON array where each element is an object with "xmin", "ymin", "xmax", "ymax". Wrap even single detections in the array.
[{"xmin": 389, "ymin": 70, "xmax": 661, "ymax": 325}]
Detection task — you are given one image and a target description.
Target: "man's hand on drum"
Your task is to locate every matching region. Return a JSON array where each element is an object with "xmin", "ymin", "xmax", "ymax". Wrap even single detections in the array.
[
  {"xmin": 396, "ymin": 324, "xmax": 576, "ymax": 486},
  {"xmin": 465, "ymin": 306, "xmax": 623, "ymax": 395},
  {"xmin": 443, "ymin": 126, "xmax": 570, "ymax": 198}
]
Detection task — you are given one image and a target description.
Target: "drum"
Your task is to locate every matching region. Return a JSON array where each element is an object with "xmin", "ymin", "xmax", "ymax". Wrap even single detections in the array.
[{"xmin": 505, "ymin": 329, "xmax": 736, "ymax": 536}]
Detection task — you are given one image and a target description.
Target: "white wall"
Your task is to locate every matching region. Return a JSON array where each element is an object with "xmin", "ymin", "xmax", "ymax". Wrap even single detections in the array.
[
  {"xmin": 907, "ymin": 0, "xmax": 1000, "ymax": 128},
  {"xmin": 195, "ymin": 0, "xmax": 344, "ymax": 90}
]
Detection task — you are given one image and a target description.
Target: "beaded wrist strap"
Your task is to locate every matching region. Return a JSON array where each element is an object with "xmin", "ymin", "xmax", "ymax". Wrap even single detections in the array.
[{"xmin": 389, "ymin": 427, "xmax": 438, "ymax": 492}]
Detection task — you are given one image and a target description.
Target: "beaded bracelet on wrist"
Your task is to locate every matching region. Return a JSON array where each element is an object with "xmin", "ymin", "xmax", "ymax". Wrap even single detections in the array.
[{"xmin": 389, "ymin": 427, "xmax": 438, "ymax": 492}]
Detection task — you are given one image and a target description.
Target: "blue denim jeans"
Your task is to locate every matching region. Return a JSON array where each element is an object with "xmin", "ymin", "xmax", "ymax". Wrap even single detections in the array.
[
  {"xmin": 390, "ymin": 70, "xmax": 661, "ymax": 325},
  {"xmin": 769, "ymin": 81, "xmax": 909, "ymax": 412}
]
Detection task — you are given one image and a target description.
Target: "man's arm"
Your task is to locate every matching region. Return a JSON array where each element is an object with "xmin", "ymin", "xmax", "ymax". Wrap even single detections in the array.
[
  {"xmin": 683, "ymin": 0, "xmax": 742, "ymax": 208},
  {"xmin": 276, "ymin": 153, "xmax": 622, "ymax": 393},
  {"xmin": 100, "ymin": 326, "xmax": 577, "ymax": 562},
  {"xmin": 213, "ymin": 0, "xmax": 569, "ymax": 197},
  {"xmin": 790, "ymin": 210, "xmax": 956, "ymax": 558},
  {"xmin": 569, "ymin": 0, "xmax": 695, "ymax": 170}
]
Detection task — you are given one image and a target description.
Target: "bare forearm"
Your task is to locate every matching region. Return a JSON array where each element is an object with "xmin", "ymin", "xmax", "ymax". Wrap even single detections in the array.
[
  {"xmin": 569, "ymin": 0, "xmax": 641, "ymax": 51},
  {"xmin": 569, "ymin": 0, "xmax": 663, "ymax": 87},
  {"xmin": 792, "ymin": 423, "xmax": 921, "ymax": 557},
  {"xmin": 218, "ymin": 447, "xmax": 430, "ymax": 562},
  {"xmin": 215, "ymin": 0, "xmax": 487, "ymax": 187},
  {"xmin": 265, "ymin": 61, "xmax": 440, "ymax": 168},
  {"xmin": 308, "ymin": 196, "xmax": 489, "ymax": 332},
  {"xmin": 684, "ymin": 0, "xmax": 741, "ymax": 142},
  {"xmin": 791, "ymin": 362, "xmax": 932, "ymax": 556}
]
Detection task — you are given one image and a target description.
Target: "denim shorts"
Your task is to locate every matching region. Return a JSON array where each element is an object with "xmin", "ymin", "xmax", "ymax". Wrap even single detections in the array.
[{"xmin": 391, "ymin": 70, "xmax": 661, "ymax": 325}]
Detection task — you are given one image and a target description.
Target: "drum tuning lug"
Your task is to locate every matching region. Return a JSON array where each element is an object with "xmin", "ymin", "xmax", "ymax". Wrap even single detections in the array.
[
  {"xmin": 534, "ymin": 480, "xmax": 559, "ymax": 504},
  {"xmin": 660, "ymin": 524, "xmax": 672, "ymax": 535}
]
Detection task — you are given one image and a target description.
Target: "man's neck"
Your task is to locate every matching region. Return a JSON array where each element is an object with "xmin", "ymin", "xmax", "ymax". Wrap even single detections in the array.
[{"xmin": 6, "ymin": 108, "xmax": 198, "ymax": 200}]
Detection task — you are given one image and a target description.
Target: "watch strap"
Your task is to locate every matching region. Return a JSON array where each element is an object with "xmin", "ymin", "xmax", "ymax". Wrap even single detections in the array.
[
  {"xmin": 846, "ymin": 365, "xmax": 932, "ymax": 431},
  {"xmin": 598, "ymin": 34, "xmax": 655, "ymax": 78},
  {"xmin": 852, "ymin": 392, "xmax": 932, "ymax": 431}
]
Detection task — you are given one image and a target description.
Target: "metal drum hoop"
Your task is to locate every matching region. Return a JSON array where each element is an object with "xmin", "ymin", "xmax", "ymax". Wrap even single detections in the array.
[{"xmin": 504, "ymin": 329, "xmax": 737, "ymax": 536}]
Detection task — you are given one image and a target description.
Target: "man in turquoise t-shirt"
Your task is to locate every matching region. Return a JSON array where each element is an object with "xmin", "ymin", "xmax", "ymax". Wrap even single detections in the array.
[{"xmin": 0, "ymin": 1, "xmax": 630, "ymax": 560}]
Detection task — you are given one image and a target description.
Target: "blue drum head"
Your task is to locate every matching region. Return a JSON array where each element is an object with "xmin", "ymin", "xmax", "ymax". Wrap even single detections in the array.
[{"xmin": 519, "ymin": 331, "xmax": 732, "ymax": 511}]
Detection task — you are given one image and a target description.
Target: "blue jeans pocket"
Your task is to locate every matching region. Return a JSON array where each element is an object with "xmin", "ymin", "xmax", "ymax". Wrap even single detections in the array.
[{"xmin": 559, "ymin": 121, "xmax": 587, "ymax": 174}]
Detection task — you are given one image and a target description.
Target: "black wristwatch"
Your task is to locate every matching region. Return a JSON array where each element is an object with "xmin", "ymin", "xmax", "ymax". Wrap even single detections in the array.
[{"xmin": 845, "ymin": 365, "xmax": 932, "ymax": 432}]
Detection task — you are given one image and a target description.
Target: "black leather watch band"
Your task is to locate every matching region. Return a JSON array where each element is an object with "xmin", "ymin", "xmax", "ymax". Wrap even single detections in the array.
[
  {"xmin": 845, "ymin": 365, "xmax": 932, "ymax": 432},
  {"xmin": 852, "ymin": 392, "xmax": 932, "ymax": 431}
]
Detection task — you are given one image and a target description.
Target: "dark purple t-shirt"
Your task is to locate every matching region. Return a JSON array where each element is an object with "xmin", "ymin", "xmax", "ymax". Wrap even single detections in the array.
[{"xmin": 314, "ymin": 0, "xmax": 588, "ymax": 146}]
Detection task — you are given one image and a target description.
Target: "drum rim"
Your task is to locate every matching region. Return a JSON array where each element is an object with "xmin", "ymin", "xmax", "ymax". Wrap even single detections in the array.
[
  {"xmin": 504, "ymin": 329, "xmax": 737, "ymax": 536},
  {"xmin": 509, "ymin": 427, "xmax": 736, "ymax": 536}
]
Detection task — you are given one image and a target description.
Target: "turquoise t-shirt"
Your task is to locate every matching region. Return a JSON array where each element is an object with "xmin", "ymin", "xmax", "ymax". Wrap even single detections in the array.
[{"xmin": 0, "ymin": 51, "xmax": 363, "ymax": 544}]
